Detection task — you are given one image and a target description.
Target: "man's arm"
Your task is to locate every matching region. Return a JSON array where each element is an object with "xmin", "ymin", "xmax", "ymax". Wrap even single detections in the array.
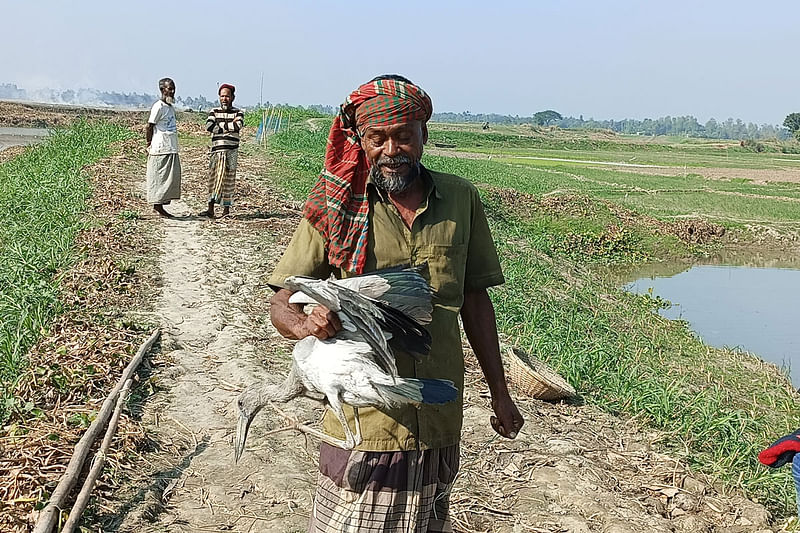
[
  {"xmin": 270, "ymin": 288, "xmax": 342, "ymax": 340},
  {"xmin": 206, "ymin": 111, "xmax": 217, "ymax": 133},
  {"xmin": 145, "ymin": 123, "xmax": 154, "ymax": 148},
  {"xmin": 232, "ymin": 110, "xmax": 244, "ymax": 132},
  {"xmin": 460, "ymin": 288, "xmax": 524, "ymax": 439}
]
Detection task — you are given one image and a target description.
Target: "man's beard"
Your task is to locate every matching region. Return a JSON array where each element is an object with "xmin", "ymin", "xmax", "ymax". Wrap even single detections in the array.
[
  {"xmin": 164, "ymin": 95, "xmax": 175, "ymax": 105},
  {"xmin": 370, "ymin": 155, "xmax": 420, "ymax": 194},
  {"xmin": 220, "ymin": 102, "xmax": 230, "ymax": 110}
]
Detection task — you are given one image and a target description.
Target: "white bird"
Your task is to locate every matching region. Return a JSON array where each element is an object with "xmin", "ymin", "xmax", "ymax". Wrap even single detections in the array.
[{"xmin": 235, "ymin": 266, "xmax": 458, "ymax": 461}]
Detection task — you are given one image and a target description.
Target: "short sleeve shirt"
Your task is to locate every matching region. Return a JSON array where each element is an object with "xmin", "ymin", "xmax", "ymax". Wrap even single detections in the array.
[
  {"xmin": 269, "ymin": 167, "xmax": 504, "ymax": 452},
  {"xmin": 148, "ymin": 100, "xmax": 178, "ymax": 155}
]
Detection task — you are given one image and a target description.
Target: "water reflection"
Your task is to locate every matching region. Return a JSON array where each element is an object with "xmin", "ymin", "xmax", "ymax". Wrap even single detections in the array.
[
  {"xmin": 0, "ymin": 127, "xmax": 49, "ymax": 152},
  {"xmin": 602, "ymin": 250, "xmax": 800, "ymax": 285},
  {"xmin": 616, "ymin": 259, "xmax": 800, "ymax": 385}
]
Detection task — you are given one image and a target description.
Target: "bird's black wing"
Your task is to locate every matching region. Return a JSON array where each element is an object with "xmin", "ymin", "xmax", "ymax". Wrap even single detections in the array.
[
  {"xmin": 341, "ymin": 265, "xmax": 434, "ymax": 325},
  {"xmin": 336, "ymin": 286, "xmax": 399, "ymax": 377},
  {"xmin": 373, "ymin": 268, "xmax": 434, "ymax": 325},
  {"xmin": 373, "ymin": 300, "xmax": 431, "ymax": 361}
]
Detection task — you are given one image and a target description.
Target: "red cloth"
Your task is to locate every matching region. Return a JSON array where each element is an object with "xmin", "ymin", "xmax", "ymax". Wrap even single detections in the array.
[
  {"xmin": 218, "ymin": 83, "xmax": 235, "ymax": 95},
  {"xmin": 758, "ymin": 429, "xmax": 800, "ymax": 468},
  {"xmin": 303, "ymin": 78, "xmax": 432, "ymax": 274}
]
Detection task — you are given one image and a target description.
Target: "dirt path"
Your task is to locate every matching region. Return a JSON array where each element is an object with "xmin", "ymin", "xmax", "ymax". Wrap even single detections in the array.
[{"xmin": 103, "ymin": 139, "xmax": 778, "ymax": 532}]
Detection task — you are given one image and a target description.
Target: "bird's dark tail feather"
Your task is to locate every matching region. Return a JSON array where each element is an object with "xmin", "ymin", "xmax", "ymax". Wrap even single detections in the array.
[{"xmin": 376, "ymin": 378, "xmax": 458, "ymax": 407}]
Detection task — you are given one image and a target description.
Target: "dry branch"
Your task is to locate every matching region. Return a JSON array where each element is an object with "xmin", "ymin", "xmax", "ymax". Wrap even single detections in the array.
[
  {"xmin": 32, "ymin": 329, "xmax": 160, "ymax": 533},
  {"xmin": 61, "ymin": 377, "xmax": 133, "ymax": 533}
]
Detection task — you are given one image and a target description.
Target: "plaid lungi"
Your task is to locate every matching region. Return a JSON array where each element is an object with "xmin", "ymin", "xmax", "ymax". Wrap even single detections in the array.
[
  {"xmin": 208, "ymin": 148, "xmax": 238, "ymax": 206},
  {"xmin": 309, "ymin": 443, "xmax": 459, "ymax": 533}
]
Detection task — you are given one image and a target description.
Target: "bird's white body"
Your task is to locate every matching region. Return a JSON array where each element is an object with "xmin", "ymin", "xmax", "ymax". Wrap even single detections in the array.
[
  {"xmin": 294, "ymin": 335, "xmax": 424, "ymax": 410},
  {"xmin": 235, "ymin": 267, "xmax": 455, "ymax": 458},
  {"xmin": 288, "ymin": 333, "xmax": 455, "ymax": 449}
]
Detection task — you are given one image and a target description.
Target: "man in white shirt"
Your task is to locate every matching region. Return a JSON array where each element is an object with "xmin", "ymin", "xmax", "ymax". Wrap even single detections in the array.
[{"xmin": 145, "ymin": 77, "xmax": 182, "ymax": 218}]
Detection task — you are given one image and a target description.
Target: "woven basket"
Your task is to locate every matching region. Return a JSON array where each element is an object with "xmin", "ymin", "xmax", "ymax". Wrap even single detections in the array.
[{"xmin": 506, "ymin": 346, "xmax": 576, "ymax": 401}]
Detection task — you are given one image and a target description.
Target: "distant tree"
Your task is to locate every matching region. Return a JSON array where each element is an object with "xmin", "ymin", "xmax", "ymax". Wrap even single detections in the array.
[
  {"xmin": 783, "ymin": 113, "xmax": 800, "ymax": 136},
  {"xmin": 533, "ymin": 110, "xmax": 562, "ymax": 126}
]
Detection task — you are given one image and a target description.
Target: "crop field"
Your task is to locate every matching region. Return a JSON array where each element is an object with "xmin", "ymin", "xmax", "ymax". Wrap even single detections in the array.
[
  {"xmin": 0, "ymin": 120, "xmax": 134, "ymax": 422},
  {"xmin": 258, "ymin": 113, "xmax": 800, "ymax": 516},
  {"xmin": 428, "ymin": 126, "xmax": 800, "ymax": 167}
]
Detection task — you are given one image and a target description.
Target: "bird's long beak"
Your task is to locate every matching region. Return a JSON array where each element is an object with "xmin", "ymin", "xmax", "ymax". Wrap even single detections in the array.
[{"xmin": 234, "ymin": 413, "xmax": 251, "ymax": 463}]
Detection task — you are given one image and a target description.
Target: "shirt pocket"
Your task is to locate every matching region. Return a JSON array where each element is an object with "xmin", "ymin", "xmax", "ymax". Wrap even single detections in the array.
[{"xmin": 414, "ymin": 244, "xmax": 467, "ymax": 308}]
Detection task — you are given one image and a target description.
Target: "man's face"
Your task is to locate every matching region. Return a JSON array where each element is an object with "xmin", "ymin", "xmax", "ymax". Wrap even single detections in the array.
[
  {"xmin": 161, "ymin": 82, "xmax": 176, "ymax": 105},
  {"xmin": 219, "ymin": 88, "xmax": 234, "ymax": 109},
  {"xmin": 361, "ymin": 120, "xmax": 428, "ymax": 194}
]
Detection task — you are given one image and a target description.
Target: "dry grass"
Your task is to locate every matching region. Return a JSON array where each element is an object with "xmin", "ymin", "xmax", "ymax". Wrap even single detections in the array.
[{"xmin": 0, "ymin": 135, "xmax": 161, "ymax": 531}]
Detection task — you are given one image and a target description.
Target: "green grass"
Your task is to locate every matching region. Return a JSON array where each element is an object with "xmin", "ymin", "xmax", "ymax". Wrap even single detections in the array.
[
  {"xmin": 0, "ymin": 120, "xmax": 134, "ymax": 422},
  {"xmin": 425, "ymin": 156, "xmax": 800, "ymax": 228},
  {"xmin": 428, "ymin": 126, "xmax": 800, "ymax": 169},
  {"xmin": 488, "ymin": 211, "xmax": 799, "ymax": 517},
  {"xmin": 257, "ymin": 117, "xmax": 800, "ymax": 517},
  {"xmin": 244, "ymin": 106, "xmax": 330, "ymax": 129}
]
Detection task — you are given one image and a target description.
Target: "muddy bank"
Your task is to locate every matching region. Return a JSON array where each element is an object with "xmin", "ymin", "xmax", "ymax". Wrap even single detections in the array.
[{"xmin": 0, "ymin": 100, "xmax": 146, "ymax": 128}]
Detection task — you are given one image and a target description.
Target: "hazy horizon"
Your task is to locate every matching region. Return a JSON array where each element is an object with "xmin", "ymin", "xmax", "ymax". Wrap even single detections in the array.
[{"xmin": 5, "ymin": 1, "xmax": 798, "ymax": 126}]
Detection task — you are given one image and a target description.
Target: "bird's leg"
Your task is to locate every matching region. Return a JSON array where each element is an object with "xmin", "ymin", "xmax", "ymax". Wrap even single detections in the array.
[
  {"xmin": 329, "ymin": 398, "xmax": 358, "ymax": 450},
  {"xmin": 267, "ymin": 401, "xmax": 351, "ymax": 449},
  {"xmin": 302, "ymin": 391, "xmax": 326, "ymax": 402},
  {"xmin": 352, "ymin": 406, "xmax": 363, "ymax": 448}
]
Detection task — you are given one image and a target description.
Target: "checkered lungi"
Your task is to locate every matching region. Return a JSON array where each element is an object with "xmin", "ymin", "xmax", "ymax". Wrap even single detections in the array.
[
  {"xmin": 309, "ymin": 443, "xmax": 459, "ymax": 533},
  {"xmin": 208, "ymin": 148, "xmax": 238, "ymax": 206}
]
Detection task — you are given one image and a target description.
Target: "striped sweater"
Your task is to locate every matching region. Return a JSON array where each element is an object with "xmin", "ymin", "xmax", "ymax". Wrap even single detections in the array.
[{"xmin": 206, "ymin": 106, "xmax": 244, "ymax": 151}]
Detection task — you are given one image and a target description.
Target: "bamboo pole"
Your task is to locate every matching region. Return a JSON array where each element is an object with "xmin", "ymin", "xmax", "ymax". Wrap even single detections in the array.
[
  {"xmin": 261, "ymin": 108, "xmax": 267, "ymax": 146},
  {"xmin": 61, "ymin": 377, "xmax": 133, "ymax": 533},
  {"xmin": 263, "ymin": 105, "xmax": 276, "ymax": 146},
  {"xmin": 267, "ymin": 105, "xmax": 275, "ymax": 145},
  {"xmin": 266, "ymin": 105, "xmax": 275, "ymax": 130},
  {"xmin": 33, "ymin": 329, "xmax": 161, "ymax": 533}
]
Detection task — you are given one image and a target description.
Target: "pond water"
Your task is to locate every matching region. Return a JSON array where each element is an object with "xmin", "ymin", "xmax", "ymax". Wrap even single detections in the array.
[
  {"xmin": 0, "ymin": 127, "xmax": 49, "ymax": 151},
  {"xmin": 615, "ymin": 254, "xmax": 800, "ymax": 385}
]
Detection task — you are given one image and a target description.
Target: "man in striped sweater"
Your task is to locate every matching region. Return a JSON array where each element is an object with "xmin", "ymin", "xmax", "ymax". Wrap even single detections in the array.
[{"xmin": 201, "ymin": 83, "xmax": 244, "ymax": 218}]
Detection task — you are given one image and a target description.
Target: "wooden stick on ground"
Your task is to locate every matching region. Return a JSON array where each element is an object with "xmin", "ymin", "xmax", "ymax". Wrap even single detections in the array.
[
  {"xmin": 61, "ymin": 377, "xmax": 134, "ymax": 533},
  {"xmin": 32, "ymin": 329, "xmax": 161, "ymax": 533}
]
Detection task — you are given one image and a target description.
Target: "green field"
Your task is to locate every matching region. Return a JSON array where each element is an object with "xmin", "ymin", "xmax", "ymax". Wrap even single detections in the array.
[
  {"xmin": 428, "ymin": 126, "xmax": 800, "ymax": 165},
  {"xmin": 0, "ymin": 121, "xmax": 134, "ymax": 423},
  {"xmin": 256, "ymin": 111, "xmax": 800, "ymax": 517}
]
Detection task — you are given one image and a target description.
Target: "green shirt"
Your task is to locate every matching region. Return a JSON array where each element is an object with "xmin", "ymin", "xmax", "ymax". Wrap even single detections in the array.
[{"xmin": 268, "ymin": 167, "xmax": 504, "ymax": 451}]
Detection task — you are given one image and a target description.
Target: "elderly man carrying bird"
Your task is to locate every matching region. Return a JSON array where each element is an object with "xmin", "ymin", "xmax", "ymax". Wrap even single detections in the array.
[{"xmin": 266, "ymin": 74, "xmax": 524, "ymax": 532}]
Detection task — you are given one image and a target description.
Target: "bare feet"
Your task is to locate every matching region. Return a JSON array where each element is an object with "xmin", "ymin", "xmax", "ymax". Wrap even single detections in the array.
[
  {"xmin": 153, "ymin": 204, "xmax": 175, "ymax": 218},
  {"xmin": 221, "ymin": 207, "xmax": 230, "ymax": 218}
]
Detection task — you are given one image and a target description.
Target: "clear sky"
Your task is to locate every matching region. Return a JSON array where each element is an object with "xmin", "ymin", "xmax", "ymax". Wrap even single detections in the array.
[{"xmin": 4, "ymin": 1, "xmax": 796, "ymax": 124}]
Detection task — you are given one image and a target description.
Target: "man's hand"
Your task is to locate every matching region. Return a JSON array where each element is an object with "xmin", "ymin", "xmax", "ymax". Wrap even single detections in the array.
[
  {"xmin": 270, "ymin": 288, "xmax": 342, "ymax": 340},
  {"xmin": 301, "ymin": 305, "xmax": 342, "ymax": 339},
  {"xmin": 490, "ymin": 393, "xmax": 524, "ymax": 439},
  {"xmin": 460, "ymin": 288, "xmax": 524, "ymax": 439}
]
